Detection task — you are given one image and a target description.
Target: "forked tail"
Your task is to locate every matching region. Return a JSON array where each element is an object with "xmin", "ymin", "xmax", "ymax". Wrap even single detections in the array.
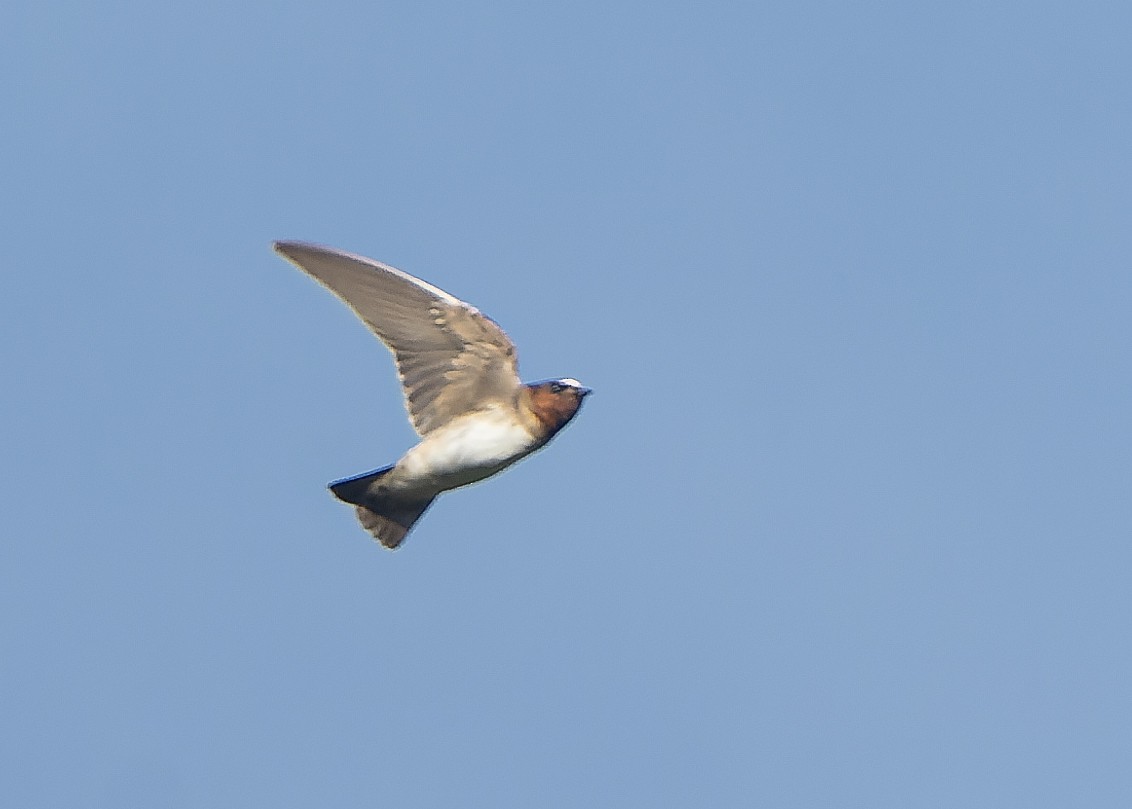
[{"xmin": 329, "ymin": 467, "xmax": 435, "ymax": 549}]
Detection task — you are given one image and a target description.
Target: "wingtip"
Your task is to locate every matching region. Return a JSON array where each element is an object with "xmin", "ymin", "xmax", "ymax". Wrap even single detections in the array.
[
  {"xmin": 273, "ymin": 240, "xmax": 358, "ymax": 265},
  {"xmin": 273, "ymin": 240, "xmax": 329, "ymax": 266},
  {"xmin": 272, "ymin": 239, "xmax": 302, "ymax": 257}
]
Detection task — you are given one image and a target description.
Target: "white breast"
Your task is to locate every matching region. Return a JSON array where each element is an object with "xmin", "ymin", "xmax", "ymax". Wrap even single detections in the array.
[{"xmin": 398, "ymin": 407, "xmax": 539, "ymax": 490}]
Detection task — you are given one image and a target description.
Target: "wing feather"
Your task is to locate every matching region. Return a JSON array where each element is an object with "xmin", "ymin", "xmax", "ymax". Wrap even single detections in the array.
[{"xmin": 275, "ymin": 241, "xmax": 521, "ymax": 435}]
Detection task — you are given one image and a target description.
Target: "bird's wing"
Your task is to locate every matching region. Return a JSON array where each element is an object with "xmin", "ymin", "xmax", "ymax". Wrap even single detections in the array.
[{"xmin": 275, "ymin": 241, "xmax": 521, "ymax": 436}]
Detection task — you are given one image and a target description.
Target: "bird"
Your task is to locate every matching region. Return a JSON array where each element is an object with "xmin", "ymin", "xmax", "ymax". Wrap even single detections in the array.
[{"xmin": 274, "ymin": 241, "xmax": 591, "ymax": 549}]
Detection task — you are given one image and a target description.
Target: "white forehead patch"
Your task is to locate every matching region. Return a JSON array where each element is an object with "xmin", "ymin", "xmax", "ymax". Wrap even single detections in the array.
[{"xmin": 557, "ymin": 378, "xmax": 585, "ymax": 388}]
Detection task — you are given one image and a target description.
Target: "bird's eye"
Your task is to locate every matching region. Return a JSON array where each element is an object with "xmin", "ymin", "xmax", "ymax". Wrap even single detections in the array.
[{"xmin": 550, "ymin": 382, "xmax": 565, "ymax": 393}]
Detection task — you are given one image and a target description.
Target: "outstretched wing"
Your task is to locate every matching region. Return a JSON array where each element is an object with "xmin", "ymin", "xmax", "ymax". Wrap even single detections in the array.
[{"xmin": 275, "ymin": 241, "xmax": 521, "ymax": 436}]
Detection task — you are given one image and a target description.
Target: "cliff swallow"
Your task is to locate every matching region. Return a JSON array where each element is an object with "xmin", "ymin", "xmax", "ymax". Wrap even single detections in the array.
[{"xmin": 274, "ymin": 241, "xmax": 591, "ymax": 549}]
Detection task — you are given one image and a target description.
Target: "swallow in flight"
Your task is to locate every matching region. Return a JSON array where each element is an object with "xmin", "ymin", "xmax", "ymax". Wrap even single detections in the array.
[{"xmin": 274, "ymin": 242, "xmax": 591, "ymax": 549}]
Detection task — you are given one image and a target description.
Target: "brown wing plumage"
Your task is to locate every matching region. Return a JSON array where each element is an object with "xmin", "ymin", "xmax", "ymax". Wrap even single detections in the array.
[{"xmin": 275, "ymin": 241, "xmax": 521, "ymax": 435}]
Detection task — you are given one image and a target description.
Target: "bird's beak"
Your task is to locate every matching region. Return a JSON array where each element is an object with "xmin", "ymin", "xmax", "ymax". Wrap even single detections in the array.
[{"xmin": 578, "ymin": 387, "xmax": 593, "ymax": 397}]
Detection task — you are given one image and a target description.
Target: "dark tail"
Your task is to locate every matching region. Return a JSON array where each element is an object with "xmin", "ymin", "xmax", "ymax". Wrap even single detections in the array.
[{"xmin": 328, "ymin": 466, "xmax": 435, "ymax": 550}]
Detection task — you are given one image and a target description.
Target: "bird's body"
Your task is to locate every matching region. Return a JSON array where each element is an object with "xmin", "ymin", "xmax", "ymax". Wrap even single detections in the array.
[
  {"xmin": 274, "ymin": 241, "xmax": 590, "ymax": 549},
  {"xmin": 396, "ymin": 405, "xmax": 540, "ymax": 489}
]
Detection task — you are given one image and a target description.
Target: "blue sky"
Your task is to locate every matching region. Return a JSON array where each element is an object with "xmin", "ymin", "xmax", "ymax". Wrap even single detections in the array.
[{"xmin": 3, "ymin": 1, "xmax": 1131, "ymax": 806}]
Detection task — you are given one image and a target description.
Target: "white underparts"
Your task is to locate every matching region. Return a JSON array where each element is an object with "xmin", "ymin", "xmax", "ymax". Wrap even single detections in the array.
[{"xmin": 394, "ymin": 407, "xmax": 539, "ymax": 492}]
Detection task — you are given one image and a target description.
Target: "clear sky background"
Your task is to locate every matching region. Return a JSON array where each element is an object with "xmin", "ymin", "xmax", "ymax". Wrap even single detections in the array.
[{"xmin": 3, "ymin": 2, "xmax": 1131, "ymax": 806}]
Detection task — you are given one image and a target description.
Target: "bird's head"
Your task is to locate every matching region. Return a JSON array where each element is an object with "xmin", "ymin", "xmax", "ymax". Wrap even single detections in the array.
[{"xmin": 523, "ymin": 377, "xmax": 592, "ymax": 437}]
